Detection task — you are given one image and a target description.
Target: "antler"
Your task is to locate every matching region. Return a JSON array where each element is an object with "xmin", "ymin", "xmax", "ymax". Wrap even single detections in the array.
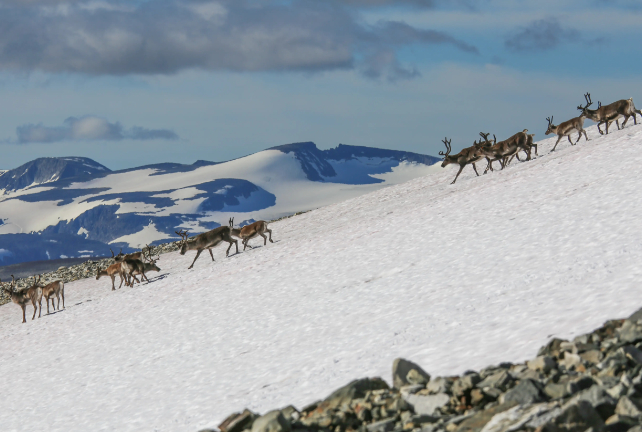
[
  {"xmin": 175, "ymin": 229, "xmax": 190, "ymax": 242},
  {"xmin": 577, "ymin": 92, "xmax": 593, "ymax": 111},
  {"xmin": 479, "ymin": 132, "xmax": 491, "ymax": 142},
  {"xmin": 110, "ymin": 248, "xmax": 115, "ymax": 258},
  {"xmin": 546, "ymin": 116, "xmax": 553, "ymax": 126},
  {"xmin": 439, "ymin": 138, "xmax": 452, "ymax": 157},
  {"xmin": 493, "ymin": 134, "xmax": 497, "ymax": 144},
  {"xmin": 229, "ymin": 217, "xmax": 234, "ymax": 228},
  {"xmin": 598, "ymin": 101, "xmax": 602, "ymax": 108}
]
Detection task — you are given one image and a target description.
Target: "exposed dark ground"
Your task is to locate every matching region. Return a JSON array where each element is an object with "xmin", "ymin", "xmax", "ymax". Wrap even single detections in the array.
[{"xmin": 0, "ymin": 256, "xmax": 107, "ymax": 281}]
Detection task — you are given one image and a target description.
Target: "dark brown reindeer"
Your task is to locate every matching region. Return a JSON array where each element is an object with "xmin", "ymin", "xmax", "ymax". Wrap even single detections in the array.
[
  {"xmin": 40, "ymin": 277, "xmax": 65, "ymax": 314},
  {"xmin": 578, "ymin": 93, "xmax": 642, "ymax": 135},
  {"xmin": 176, "ymin": 227, "xmax": 239, "ymax": 269},
  {"xmin": 477, "ymin": 131, "xmax": 532, "ymax": 174},
  {"xmin": 1, "ymin": 275, "xmax": 43, "ymax": 323},
  {"xmin": 545, "ymin": 112, "xmax": 589, "ymax": 152},
  {"xmin": 110, "ymin": 245, "xmax": 154, "ymax": 263},
  {"xmin": 229, "ymin": 218, "xmax": 274, "ymax": 251},
  {"xmin": 122, "ymin": 249, "xmax": 161, "ymax": 286},
  {"xmin": 439, "ymin": 137, "xmax": 488, "ymax": 184}
]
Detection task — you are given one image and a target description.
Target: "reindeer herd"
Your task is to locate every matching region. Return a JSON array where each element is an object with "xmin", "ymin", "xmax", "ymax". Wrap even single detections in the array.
[
  {"xmin": 1, "ymin": 218, "xmax": 274, "ymax": 323},
  {"xmin": 440, "ymin": 92, "xmax": 642, "ymax": 184}
]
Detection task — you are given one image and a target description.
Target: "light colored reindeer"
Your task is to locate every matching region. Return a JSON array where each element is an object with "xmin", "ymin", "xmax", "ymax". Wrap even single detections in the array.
[
  {"xmin": 228, "ymin": 218, "xmax": 274, "ymax": 251},
  {"xmin": 1, "ymin": 275, "xmax": 43, "ymax": 323}
]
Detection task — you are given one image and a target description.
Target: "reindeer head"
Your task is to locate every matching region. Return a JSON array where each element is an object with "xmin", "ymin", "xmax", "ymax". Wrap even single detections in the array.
[
  {"xmin": 148, "ymin": 262, "xmax": 161, "ymax": 272},
  {"xmin": 439, "ymin": 138, "xmax": 453, "ymax": 167},
  {"xmin": 545, "ymin": 116, "xmax": 555, "ymax": 135},
  {"xmin": 175, "ymin": 229, "xmax": 190, "ymax": 255},
  {"xmin": 111, "ymin": 248, "xmax": 125, "ymax": 262}
]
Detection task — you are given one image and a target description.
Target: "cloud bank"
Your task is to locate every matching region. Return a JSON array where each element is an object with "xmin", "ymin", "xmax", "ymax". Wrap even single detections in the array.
[
  {"xmin": 0, "ymin": 0, "xmax": 478, "ymax": 81},
  {"xmin": 16, "ymin": 116, "xmax": 179, "ymax": 144}
]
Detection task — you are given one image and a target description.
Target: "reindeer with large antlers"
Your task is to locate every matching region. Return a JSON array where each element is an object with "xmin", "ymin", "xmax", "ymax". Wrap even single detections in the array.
[
  {"xmin": 176, "ymin": 226, "xmax": 239, "ymax": 269},
  {"xmin": 1, "ymin": 275, "xmax": 43, "ymax": 323},
  {"xmin": 481, "ymin": 130, "xmax": 534, "ymax": 173},
  {"xmin": 110, "ymin": 245, "xmax": 155, "ymax": 263},
  {"xmin": 578, "ymin": 93, "xmax": 642, "ymax": 135},
  {"xmin": 439, "ymin": 137, "xmax": 489, "ymax": 184},
  {"xmin": 229, "ymin": 218, "xmax": 274, "ymax": 251},
  {"xmin": 545, "ymin": 110, "xmax": 589, "ymax": 152}
]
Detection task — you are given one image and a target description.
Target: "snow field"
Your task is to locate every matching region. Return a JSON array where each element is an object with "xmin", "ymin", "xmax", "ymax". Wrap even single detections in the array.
[{"xmin": 1, "ymin": 122, "xmax": 642, "ymax": 431}]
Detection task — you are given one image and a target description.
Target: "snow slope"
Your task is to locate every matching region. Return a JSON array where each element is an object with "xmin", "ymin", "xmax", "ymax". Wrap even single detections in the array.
[{"xmin": 1, "ymin": 123, "xmax": 642, "ymax": 432}]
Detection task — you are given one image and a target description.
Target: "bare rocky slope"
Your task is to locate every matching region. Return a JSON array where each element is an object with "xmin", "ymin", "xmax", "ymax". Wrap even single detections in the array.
[{"xmin": 207, "ymin": 308, "xmax": 642, "ymax": 432}]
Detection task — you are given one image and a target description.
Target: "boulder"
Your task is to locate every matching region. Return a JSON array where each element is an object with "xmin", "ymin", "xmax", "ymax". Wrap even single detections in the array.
[
  {"xmin": 426, "ymin": 377, "xmax": 452, "ymax": 395},
  {"xmin": 615, "ymin": 396, "xmax": 642, "ymax": 417},
  {"xmin": 219, "ymin": 409, "xmax": 259, "ymax": 432},
  {"xmin": 527, "ymin": 356, "xmax": 557, "ymax": 374},
  {"xmin": 251, "ymin": 410, "xmax": 291, "ymax": 432},
  {"xmin": 500, "ymin": 379, "xmax": 545, "ymax": 405},
  {"xmin": 393, "ymin": 358, "xmax": 431, "ymax": 389},
  {"xmin": 323, "ymin": 377, "xmax": 389, "ymax": 410},
  {"xmin": 404, "ymin": 393, "xmax": 450, "ymax": 416}
]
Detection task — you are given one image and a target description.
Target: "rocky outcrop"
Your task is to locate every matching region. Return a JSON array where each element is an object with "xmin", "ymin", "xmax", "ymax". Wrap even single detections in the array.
[{"xmin": 201, "ymin": 307, "xmax": 642, "ymax": 432}]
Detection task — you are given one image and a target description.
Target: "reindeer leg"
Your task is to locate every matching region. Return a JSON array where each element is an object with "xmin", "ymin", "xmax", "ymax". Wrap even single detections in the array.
[
  {"xmin": 267, "ymin": 229, "xmax": 273, "ymax": 243},
  {"xmin": 583, "ymin": 130, "xmax": 589, "ymax": 141},
  {"xmin": 111, "ymin": 275, "xmax": 116, "ymax": 291},
  {"xmin": 188, "ymin": 250, "xmax": 203, "ymax": 269},
  {"xmin": 32, "ymin": 299, "xmax": 38, "ymax": 320},
  {"xmin": 471, "ymin": 163, "xmax": 480, "ymax": 176},
  {"xmin": 208, "ymin": 248, "xmax": 215, "ymax": 262},
  {"xmin": 532, "ymin": 143, "xmax": 538, "ymax": 156},
  {"xmin": 567, "ymin": 135, "xmax": 574, "ymax": 146},
  {"xmin": 260, "ymin": 233, "xmax": 267, "ymax": 245},
  {"xmin": 21, "ymin": 304, "xmax": 27, "ymax": 323},
  {"xmin": 551, "ymin": 136, "xmax": 563, "ymax": 152},
  {"xmin": 142, "ymin": 271, "xmax": 149, "ymax": 283},
  {"xmin": 46, "ymin": 297, "xmax": 50, "ymax": 314},
  {"xmin": 616, "ymin": 119, "xmax": 622, "ymax": 130},
  {"xmin": 451, "ymin": 164, "xmax": 465, "ymax": 184}
]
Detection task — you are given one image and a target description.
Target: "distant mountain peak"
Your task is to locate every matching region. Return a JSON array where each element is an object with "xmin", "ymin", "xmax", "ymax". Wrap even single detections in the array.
[{"xmin": 0, "ymin": 157, "xmax": 111, "ymax": 193}]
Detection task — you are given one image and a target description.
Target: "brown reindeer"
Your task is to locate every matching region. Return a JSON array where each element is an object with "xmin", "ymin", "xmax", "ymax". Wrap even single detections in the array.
[
  {"xmin": 439, "ymin": 137, "xmax": 489, "ymax": 184},
  {"xmin": 1, "ymin": 275, "xmax": 43, "ymax": 323},
  {"xmin": 578, "ymin": 93, "xmax": 642, "ymax": 135},
  {"xmin": 545, "ymin": 112, "xmax": 589, "ymax": 152},
  {"xmin": 110, "ymin": 245, "xmax": 154, "ymax": 263},
  {"xmin": 122, "ymin": 249, "xmax": 161, "ymax": 286},
  {"xmin": 96, "ymin": 262, "xmax": 127, "ymax": 290},
  {"xmin": 482, "ymin": 130, "xmax": 535, "ymax": 173},
  {"xmin": 229, "ymin": 218, "xmax": 274, "ymax": 251},
  {"xmin": 119, "ymin": 258, "xmax": 155, "ymax": 286},
  {"xmin": 176, "ymin": 227, "xmax": 239, "ymax": 269},
  {"xmin": 40, "ymin": 277, "xmax": 65, "ymax": 314}
]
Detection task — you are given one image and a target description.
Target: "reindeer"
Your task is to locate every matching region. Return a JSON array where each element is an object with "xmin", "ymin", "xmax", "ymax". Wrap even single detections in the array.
[
  {"xmin": 439, "ymin": 137, "xmax": 489, "ymax": 184},
  {"xmin": 477, "ymin": 131, "xmax": 527, "ymax": 174},
  {"xmin": 122, "ymin": 249, "xmax": 161, "ymax": 286},
  {"xmin": 505, "ymin": 133, "xmax": 537, "ymax": 166},
  {"xmin": 1, "ymin": 275, "xmax": 43, "ymax": 323},
  {"xmin": 110, "ymin": 245, "xmax": 154, "ymax": 263},
  {"xmin": 40, "ymin": 277, "xmax": 65, "ymax": 314},
  {"xmin": 545, "ymin": 111, "xmax": 589, "ymax": 152},
  {"xmin": 578, "ymin": 93, "xmax": 642, "ymax": 135},
  {"xmin": 96, "ymin": 262, "xmax": 127, "ymax": 290},
  {"xmin": 176, "ymin": 227, "xmax": 239, "ymax": 269},
  {"xmin": 228, "ymin": 218, "xmax": 274, "ymax": 251}
]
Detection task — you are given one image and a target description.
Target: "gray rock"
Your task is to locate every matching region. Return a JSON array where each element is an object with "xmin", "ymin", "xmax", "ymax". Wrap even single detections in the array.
[
  {"xmin": 618, "ymin": 321, "xmax": 642, "ymax": 344},
  {"xmin": 393, "ymin": 358, "xmax": 431, "ymax": 389},
  {"xmin": 621, "ymin": 346, "xmax": 642, "ymax": 365},
  {"xmin": 427, "ymin": 377, "xmax": 451, "ymax": 395},
  {"xmin": 324, "ymin": 377, "xmax": 389, "ymax": 410},
  {"xmin": 566, "ymin": 386, "xmax": 616, "ymax": 420},
  {"xmin": 615, "ymin": 396, "xmax": 642, "ymax": 417},
  {"xmin": 550, "ymin": 400, "xmax": 605, "ymax": 432},
  {"xmin": 500, "ymin": 379, "xmax": 545, "ymax": 405},
  {"xmin": 251, "ymin": 410, "xmax": 291, "ymax": 432},
  {"xmin": 367, "ymin": 419, "xmax": 396, "ymax": 432},
  {"xmin": 562, "ymin": 352, "xmax": 582, "ymax": 370},
  {"xmin": 454, "ymin": 402, "xmax": 518, "ymax": 432},
  {"xmin": 219, "ymin": 409, "xmax": 259, "ymax": 432},
  {"xmin": 477, "ymin": 370, "xmax": 512, "ymax": 392},
  {"xmin": 545, "ymin": 382, "xmax": 569, "ymax": 400},
  {"xmin": 452, "ymin": 374, "xmax": 481, "ymax": 397},
  {"xmin": 627, "ymin": 307, "xmax": 642, "ymax": 323},
  {"xmin": 404, "ymin": 393, "xmax": 450, "ymax": 416},
  {"xmin": 528, "ymin": 356, "xmax": 557, "ymax": 373},
  {"xmin": 581, "ymin": 350, "xmax": 604, "ymax": 364},
  {"xmin": 538, "ymin": 338, "xmax": 569, "ymax": 358}
]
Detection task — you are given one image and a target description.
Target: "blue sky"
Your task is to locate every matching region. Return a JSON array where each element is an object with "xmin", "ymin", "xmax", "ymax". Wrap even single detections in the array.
[{"xmin": 0, "ymin": 0, "xmax": 640, "ymax": 170}]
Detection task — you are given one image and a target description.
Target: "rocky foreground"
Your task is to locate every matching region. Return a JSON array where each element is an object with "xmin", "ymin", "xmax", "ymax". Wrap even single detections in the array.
[{"xmin": 207, "ymin": 308, "xmax": 642, "ymax": 432}]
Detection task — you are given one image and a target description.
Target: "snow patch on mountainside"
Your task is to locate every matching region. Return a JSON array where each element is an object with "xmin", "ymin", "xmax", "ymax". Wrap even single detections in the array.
[{"xmin": 110, "ymin": 222, "xmax": 173, "ymax": 248}]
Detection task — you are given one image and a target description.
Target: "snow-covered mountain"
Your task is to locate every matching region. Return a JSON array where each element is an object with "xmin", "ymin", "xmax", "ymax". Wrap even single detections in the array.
[
  {"xmin": 1, "ymin": 122, "xmax": 641, "ymax": 432},
  {"xmin": 0, "ymin": 143, "xmax": 440, "ymax": 265}
]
